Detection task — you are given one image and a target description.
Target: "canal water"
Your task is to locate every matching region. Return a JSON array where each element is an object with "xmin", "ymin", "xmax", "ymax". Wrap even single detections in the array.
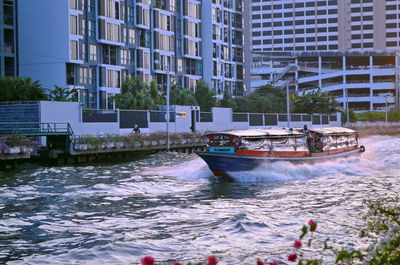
[{"xmin": 0, "ymin": 135, "xmax": 399, "ymax": 265}]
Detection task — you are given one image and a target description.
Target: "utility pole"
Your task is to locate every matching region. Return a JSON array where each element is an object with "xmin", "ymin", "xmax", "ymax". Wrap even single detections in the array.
[
  {"xmin": 385, "ymin": 94, "xmax": 388, "ymax": 125},
  {"xmin": 166, "ymin": 71, "xmax": 170, "ymax": 152},
  {"xmin": 286, "ymin": 81, "xmax": 290, "ymax": 128},
  {"xmin": 346, "ymin": 87, "xmax": 350, "ymax": 126}
]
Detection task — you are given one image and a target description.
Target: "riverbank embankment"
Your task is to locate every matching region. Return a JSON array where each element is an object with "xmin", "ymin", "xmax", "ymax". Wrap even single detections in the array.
[{"xmin": 349, "ymin": 125, "xmax": 400, "ymax": 137}]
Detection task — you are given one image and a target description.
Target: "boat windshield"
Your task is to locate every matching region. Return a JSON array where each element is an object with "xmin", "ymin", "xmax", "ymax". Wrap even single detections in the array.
[{"xmin": 207, "ymin": 134, "xmax": 240, "ymax": 147}]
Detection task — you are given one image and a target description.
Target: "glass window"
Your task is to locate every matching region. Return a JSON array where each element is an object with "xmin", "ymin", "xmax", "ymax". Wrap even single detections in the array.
[{"xmin": 70, "ymin": 40, "xmax": 78, "ymax": 60}]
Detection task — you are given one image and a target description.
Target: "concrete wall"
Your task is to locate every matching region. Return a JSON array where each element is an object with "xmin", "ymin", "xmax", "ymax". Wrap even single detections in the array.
[
  {"xmin": 39, "ymin": 101, "xmax": 120, "ymax": 136},
  {"xmin": 37, "ymin": 102, "xmax": 342, "ymax": 136},
  {"xmin": 19, "ymin": 0, "xmax": 69, "ymax": 89}
]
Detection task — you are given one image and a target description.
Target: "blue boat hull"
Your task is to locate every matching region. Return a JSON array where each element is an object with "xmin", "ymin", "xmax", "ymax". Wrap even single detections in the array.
[
  {"xmin": 195, "ymin": 151, "xmax": 263, "ymax": 176},
  {"xmin": 195, "ymin": 148, "xmax": 363, "ymax": 177}
]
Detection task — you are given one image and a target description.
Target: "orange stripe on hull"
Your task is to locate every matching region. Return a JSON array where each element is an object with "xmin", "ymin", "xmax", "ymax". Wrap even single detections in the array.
[{"xmin": 235, "ymin": 146, "xmax": 359, "ymax": 158}]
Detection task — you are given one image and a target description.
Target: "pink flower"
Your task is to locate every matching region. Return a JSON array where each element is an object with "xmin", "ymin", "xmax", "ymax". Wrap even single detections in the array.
[
  {"xmin": 287, "ymin": 254, "xmax": 298, "ymax": 262},
  {"xmin": 256, "ymin": 258, "xmax": 264, "ymax": 265},
  {"xmin": 141, "ymin": 256, "xmax": 155, "ymax": 265},
  {"xmin": 308, "ymin": 219, "xmax": 318, "ymax": 232},
  {"xmin": 293, "ymin": 240, "xmax": 302, "ymax": 249},
  {"xmin": 207, "ymin": 256, "xmax": 218, "ymax": 265},
  {"xmin": 172, "ymin": 263, "xmax": 183, "ymax": 265},
  {"xmin": 269, "ymin": 262, "xmax": 279, "ymax": 265}
]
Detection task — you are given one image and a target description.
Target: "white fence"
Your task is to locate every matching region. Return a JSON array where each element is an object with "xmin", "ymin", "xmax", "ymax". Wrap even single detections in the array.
[{"xmin": 36, "ymin": 102, "xmax": 342, "ymax": 136}]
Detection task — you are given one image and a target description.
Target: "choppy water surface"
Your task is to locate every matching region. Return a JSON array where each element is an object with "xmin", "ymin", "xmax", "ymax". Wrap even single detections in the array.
[{"xmin": 0, "ymin": 135, "xmax": 399, "ymax": 264}]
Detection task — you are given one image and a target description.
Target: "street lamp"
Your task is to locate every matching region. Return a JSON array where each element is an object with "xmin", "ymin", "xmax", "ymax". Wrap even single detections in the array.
[
  {"xmin": 346, "ymin": 87, "xmax": 350, "ymax": 126},
  {"xmin": 379, "ymin": 93, "xmax": 391, "ymax": 125},
  {"xmin": 154, "ymin": 59, "xmax": 170, "ymax": 152}
]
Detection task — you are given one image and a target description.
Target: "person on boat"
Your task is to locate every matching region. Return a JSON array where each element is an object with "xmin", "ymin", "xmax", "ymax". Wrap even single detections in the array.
[
  {"xmin": 302, "ymin": 125, "xmax": 310, "ymax": 134},
  {"xmin": 308, "ymin": 133, "xmax": 315, "ymax": 152},
  {"xmin": 314, "ymin": 135, "xmax": 323, "ymax": 152},
  {"xmin": 132, "ymin": 124, "xmax": 140, "ymax": 134}
]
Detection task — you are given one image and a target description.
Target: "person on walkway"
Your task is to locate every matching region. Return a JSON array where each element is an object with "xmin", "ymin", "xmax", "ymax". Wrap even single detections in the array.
[{"xmin": 132, "ymin": 124, "xmax": 140, "ymax": 134}]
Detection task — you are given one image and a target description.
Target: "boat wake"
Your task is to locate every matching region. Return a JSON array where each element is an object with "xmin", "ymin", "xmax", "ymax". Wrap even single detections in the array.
[
  {"xmin": 141, "ymin": 158, "xmax": 213, "ymax": 180},
  {"xmin": 227, "ymin": 156, "xmax": 373, "ymax": 182},
  {"xmin": 143, "ymin": 135, "xmax": 394, "ymax": 183}
]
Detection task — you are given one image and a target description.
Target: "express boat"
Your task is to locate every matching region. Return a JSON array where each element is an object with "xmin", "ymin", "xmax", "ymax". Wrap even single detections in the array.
[{"xmin": 195, "ymin": 127, "xmax": 365, "ymax": 178}]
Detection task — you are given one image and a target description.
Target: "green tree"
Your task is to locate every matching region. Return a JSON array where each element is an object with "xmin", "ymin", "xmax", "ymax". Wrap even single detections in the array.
[
  {"xmin": 149, "ymin": 80, "xmax": 164, "ymax": 106},
  {"xmin": 0, "ymin": 76, "xmax": 47, "ymax": 101},
  {"xmin": 114, "ymin": 76, "xmax": 158, "ymax": 110},
  {"xmin": 194, "ymin": 80, "xmax": 217, "ymax": 111},
  {"xmin": 170, "ymin": 87, "xmax": 197, "ymax": 106},
  {"xmin": 114, "ymin": 91, "xmax": 156, "ymax": 110},
  {"xmin": 220, "ymin": 90, "xmax": 236, "ymax": 109},
  {"xmin": 47, "ymin": 85, "xmax": 77, "ymax": 102},
  {"xmin": 121, "ymin": 76, "xmax": 148, "ymax": 95},
  {"xmin": 291, "ymin": 88, "xmax": 340, "ymax": 114},
  {"xmin": 231, "ymin": 84, "xmax": 286, "ymax": 113}
]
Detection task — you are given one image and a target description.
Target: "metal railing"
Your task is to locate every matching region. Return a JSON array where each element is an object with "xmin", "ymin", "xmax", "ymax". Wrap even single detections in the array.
[{"xmin": 0, "ymin": 122, "xmax": 75, "ymax": 137}]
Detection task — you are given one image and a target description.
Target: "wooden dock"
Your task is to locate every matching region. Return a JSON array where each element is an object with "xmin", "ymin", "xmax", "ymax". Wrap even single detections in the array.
[
  {"xmin": 1, "ymin": 140, "xmax": 206, "ymax": 170},
  {"xmin": 0, "ymin": 153, "xmax": 31, "ymax": 170}
]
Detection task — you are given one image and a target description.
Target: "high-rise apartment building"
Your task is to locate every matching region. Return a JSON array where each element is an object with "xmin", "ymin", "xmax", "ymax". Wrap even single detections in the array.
[
  {"xmin": 251, "ymin": 0, "xmax": 400, "ymax": 52},
  {"xmin": 202, "ymin": 0, "xmax": 246, "ymax": 96},
  {"xmin": 250, "ymin": 0, "xmax": 400, "ymax": 112},
  {"xmin": 18, "ymin": 0, "xmax": 247, "ymax": 109},
  {"xmin": 0, "ymin": 0, "xmax": 17, "ymax": 76}
]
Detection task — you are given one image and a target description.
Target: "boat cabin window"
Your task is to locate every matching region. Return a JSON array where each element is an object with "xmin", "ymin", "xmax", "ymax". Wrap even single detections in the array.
[{"xmin": 207, "ymin": 135, "xmax": 240, "ymax": 147}]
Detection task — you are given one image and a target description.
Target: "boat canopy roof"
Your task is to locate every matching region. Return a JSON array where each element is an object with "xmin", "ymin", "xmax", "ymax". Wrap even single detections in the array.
[
  {"xmin": 205, "ymin": 128, "xmax": 305, "ymax": 138},
  {"xmin": 310, "ymin": 127, "xmax": 357, "ymax": 136}
]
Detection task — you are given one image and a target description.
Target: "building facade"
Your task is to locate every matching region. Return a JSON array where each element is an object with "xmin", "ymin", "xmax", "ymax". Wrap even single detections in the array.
[
  {"xmin": 250, "ymin": 0, "xmax": 400, "ymax": 112},
  {"xmin": 251, "ymin": 51, "xmax": 399, "ymax": 112},
  {"xmin": 0, "ymin": 0, "xmax": 17, "ymax": 76},
  {"xmin": 18, "ymin": 0, "xmax": 247, "ymax": 109},
  {"xmin": 251, "ymin": 0, "xmax": 400, "ymax": 52}
]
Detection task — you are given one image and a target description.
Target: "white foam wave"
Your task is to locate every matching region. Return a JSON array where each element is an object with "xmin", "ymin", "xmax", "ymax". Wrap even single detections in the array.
[{"xmin": 141, "ymin": 158, "xmax": 213, "ymax": 180}]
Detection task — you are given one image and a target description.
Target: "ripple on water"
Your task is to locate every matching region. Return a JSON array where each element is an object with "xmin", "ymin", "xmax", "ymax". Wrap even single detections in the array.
[{"xmin": 0, "ymin": 136, "xmax": 399, "ymax": 264}]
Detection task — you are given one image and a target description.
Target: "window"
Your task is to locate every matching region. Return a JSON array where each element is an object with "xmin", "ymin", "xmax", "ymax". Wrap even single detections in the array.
[
  {"xmin": 121, "ymin": 49, "xmax": 127, "ymax": 64},
  {"xmin": 137, "ymin": 49, "xmax": 150, "ymax": 68},
  {"xmin": 102, "ymin": 45, "xmax": 117, "ymax": 65},
  {"xmin": 70, "ymin": 15, "xmax": 78, "ymax": 35},
  {"xmin": 89, "ymin": 44, "xmax": 97, "ymax": 61},
  {"xmin": 177, "ymin": 58, "xmax": 183, "ymax": 72},
  {"xmin": 88, "ymin": 20, "xmax": 96, "ymax": 37},
  {"xmin": 121, "ymin": 49, "xmax": 132, "ymax": 65},
  {"xmin": 113, "ymin": 24, "xmax": 120, "ymax": 42},
  {"xmin": 185, "ymin": 2, "xmax": 200, "ymax": 19},
  {"xmin": 70, "ymin": 40, "xmax": 78, "ymax": 60},
  {"xmin": 185, "ymin": 39, "xmax": 200, "ymax": 56},
  {"xmin": 107, "ymin": 69, "xmax": 120, "ymax": 87},
  {"xmin": 81, "ymin": 42, "xmax": 86, "ymax": 60},
  {"xmin": 137, "ymin": 6, "xmax": 149, "ymax": 26},
  {"xmin": 79, "ymin": 67, "xmax": 95, "ymax": 84},
  {"xmin": 70, "ymin": 0, "xmax": 77, "ymax": 9},
  {"xmin": 80, "ymin": 18, "xmax": 86, "ymax": 35},
  {"xmin": 129, "ymin": 28, "xmax": 135, "ymax": 44}
]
